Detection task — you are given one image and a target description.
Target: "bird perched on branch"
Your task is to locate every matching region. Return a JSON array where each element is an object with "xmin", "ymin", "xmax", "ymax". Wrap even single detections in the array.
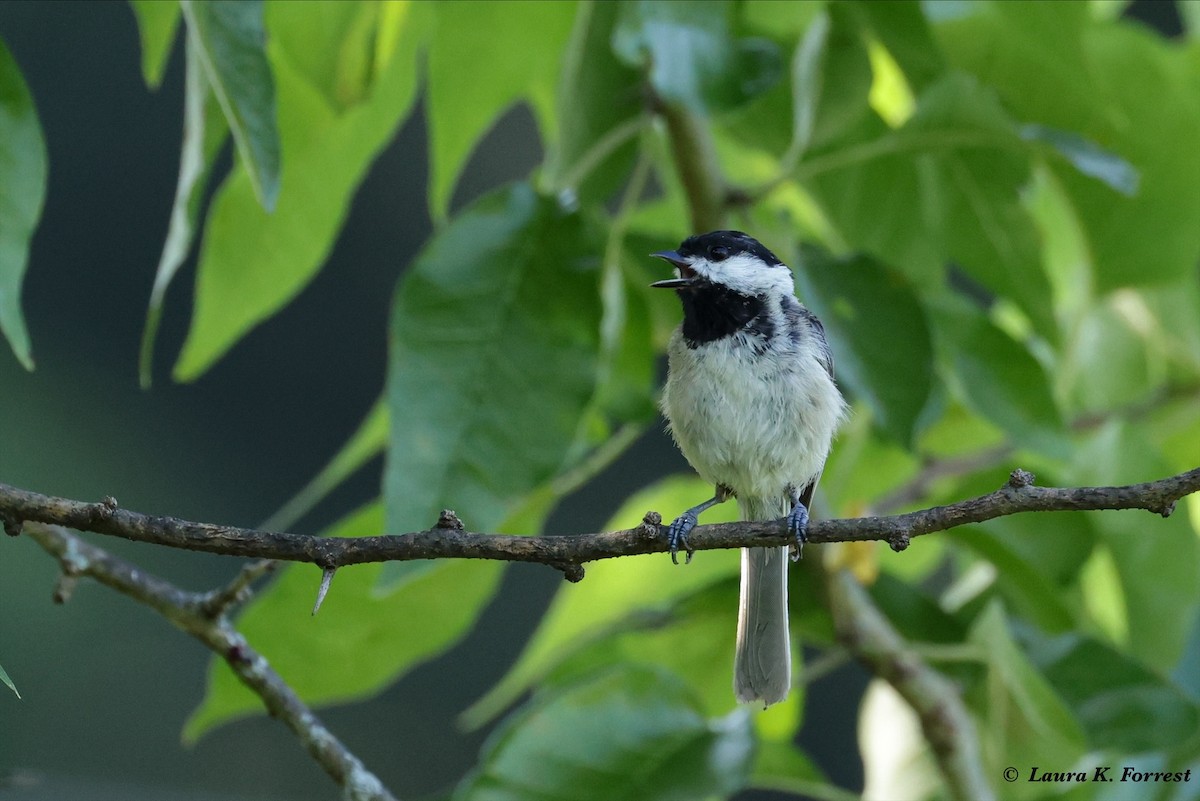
[{"xmin": 651, "ymin": 231, "xmax": 846, "ymax": 706}]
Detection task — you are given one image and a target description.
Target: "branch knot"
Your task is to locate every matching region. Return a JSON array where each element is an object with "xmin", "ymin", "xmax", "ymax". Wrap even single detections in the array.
[{"xmin": 1007, "ymin": 469, "xmax": 1035, "ymax": 488}]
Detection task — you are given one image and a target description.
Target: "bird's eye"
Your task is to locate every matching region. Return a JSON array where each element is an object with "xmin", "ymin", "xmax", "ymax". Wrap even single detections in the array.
[{"xmin": 709, "ymin": 245, "xmax": 730, "ymax": 262}]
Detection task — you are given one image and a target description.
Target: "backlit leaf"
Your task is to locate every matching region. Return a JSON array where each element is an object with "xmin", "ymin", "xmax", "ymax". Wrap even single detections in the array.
[
  {"xmin": 129, "ymin": 0, "xmax": 181, "ymax": 88},
  {"xmin": 139, "ymin": 35, "xmax": 229, "ymax": 388},
  {"xmin": 0, "ymin": 39, "xmax": 45, "ymax": 371},
  {"xmin": 185, "ymin": 502, "xmax": 503, "ymax": 740},
  {"xmin": 174, "ymin": 1, "xmax": 425, "ymax": 380},
  {"xmin": 425, "ymin": 0, "xmax": 575, "ymax": 220},
  {"xmin": 461, "ymin": 474, "xmax": 740, "ymax": 728}
]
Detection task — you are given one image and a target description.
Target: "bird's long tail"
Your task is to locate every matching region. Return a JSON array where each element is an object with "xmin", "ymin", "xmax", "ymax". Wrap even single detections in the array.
[{"xmin": 733, "ymin": 495, "xmax": 791, "ymax": 706}]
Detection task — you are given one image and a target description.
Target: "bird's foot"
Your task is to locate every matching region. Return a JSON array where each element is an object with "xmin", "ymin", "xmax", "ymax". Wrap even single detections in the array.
[
  {"xmin": 786, "ymin": 502, "xmax": 809, "ymax": 562},
  {"xmin": 666, "ymin": 511, "xmax": 698, "ymax": 565}
]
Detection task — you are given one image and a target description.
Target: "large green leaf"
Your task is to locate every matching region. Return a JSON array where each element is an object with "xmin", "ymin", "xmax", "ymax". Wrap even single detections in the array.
[
  {"xmin": 185, "ymin": 502, "xmax": 503, "ymax": 740},
  {"xmin": 542, "ymin": 0, "xmax": 644, "ymax": 202},
  {"xmin": 931, "ymin": 298, "xmax": 1068, "ymax": 458},
  {"xmin": 612, "ymin": 0, "xmax": 783, "ymax": 113},
  {"xmin": 931, "ymin": 1, "xmax": 1200, "ymax": 291},
  {"xmin": 868, "ymin": 572, "xmax": 967, "ymax": 645},
  {"xmin": 967, "ymin": 602, "xmax": 1087, "ymax": 797},
  {"xmin": 453, "ymin": 666, "xmax": 754, "ymax": 801},
  {"xmin": 139, "ymin": 34, "xmax": 230, "ymax": 388},
  {"xmin": 800, "ymin": 72, "xmax": 1055, "ymax": 336},
  {"xmin": 425, "ymin": 0, "xmax": 575, "ymax": 220},
  {"xmin": 462, "ymin": 475, "xmax": 741, "ymax": 728},
  {"xmin": 128, "ymin": 0, "xmax": 181, "ymax": 88},
  {"xmin": 849, "ymin": 0, "xmax": 944, "ymax": 94},
  {"xmin": 384, "ymin": 183, "xmax": 607, "ymax": 583},
  {"xmin": 751, "ymin": 740, "xmax": 857, "ymax": 801},
  {"xmin": 1072, "ymin": 422, "xmax": 1200, "ymax": 670},
  {"xmin": 1023, "ymin": 631, "xmax": 1200, "ymax": 756},
  {"xmin": 535, "ymin": 578, "xmax": 757, "ymax": 721},
  {"xmin": 180, "ymin": 0, "xmax": 279, "ymax": 210},
  {"xmin": 786, "ymin": 5, "xmax": 872, "ymax": 161},
  {"xmin": 796, "ymin": 247, "xmax": 934, "ymax": 446},
  {"xmin": 0, "ymin": 39, "xmax": 45, "ymax": 371},
  {"xmin": 174, "ymin": 1, "xmax": 425, "ymax": 380}
]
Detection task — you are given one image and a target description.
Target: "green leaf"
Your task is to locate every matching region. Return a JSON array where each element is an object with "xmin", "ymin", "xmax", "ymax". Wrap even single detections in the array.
[
  {"xmin": 542, "ymin": 0, "xmax": 645, "ymax": 201},
  {"xmin": 787, "ymin": 6, "xmax": 872, "ymax": 162},
  {"xmin": 259, "ymin": 397, "xmax": 387, "ymax": 532},
  {"xmin": 932, "ymin": 298, "xmax": 1068, "ymax": 458},
  {"xmin": 383, "ymin": 183, "xmax": 607, "ymax": 584},
  {"xmin": 0, "ymin": 39, "xmax": 46, "ymax": 371},
  {"xmin": 868, "ymin": 572, "xmax": 967, "ymax": 645},
  {"xmin": 139, "ymin": 35, "xmax": 229, "ymax": 388},
  {"xmin": 797, "ymin": 247, "xmax": 934, "ymax": 446},
  {"xmin": 537, "ymin": 578, "xmax": 753, "ymax": 720},
  {"xmin": 174, "ymin": 1, "xmax": 425, "ymax": 380},
  {"xmin": 1184, "ymin": 0, "xmax": 1200, "ymax": 37},
  {"xmin": 185, "ymin": 502, "xmax": 504, "ymax": 740},
  {"xmin": 612, "ymin": 0, "xmax": 784, "ymax": 113},
  {"xmin": 751, "ymin": 741, "xmax": 858, "ymax": 801},
  {"xmin": 1072, "ymin": 422, "xmax": 1200, "ymax": 670},
  {"xmin": 266, "ymin": 1, "xmax": 380, "ymax": 111},
  {"xmin": 850, "ymin": 1, "xmax": 944, "ymax": 94},
  {"xmin": 461, "ymin": 474, "xmax": 741, "ymax": 728},
  {"xmin": 932, "ymin": 3, "xmax": 1200, "ymax": 290},
  {"xmin": 180, "ymin": 0, "xmax": 279, "ymax": 210},
  {"xmin": 129, "ymin": 0, "xmax": 181, "ymax": 88},
  {"xmin": 1059, "ymin": 298, "xmax": 1163, "ymax": 418},
  {"xmin": 801, "ymin": 73, "xmax": 1055, "ymax": 336},
  {"xmin": 425, "ymin": 0, "xmax": 575, "ymax": 220},
  {"xmin": 968, "ymin": 602, "xmax": 1087, "ymax": 793},
  {"xmin": 1023, "ymin": 631, "xmax": 1200, "ymax": 755},
  {"xmin": 0, "ymin": 661, "xmax": 18, "ymax": 699},
  {"xmin": 453, "ymin": 666, "xmax": 754, "ymax": 801},
  {"xmin": 818, "ymin": 408, "xmax": 920, "ymax": 516},
  {"xmin": 949, "ymin": 525, "xmax": 1078, "ymax": 633}
]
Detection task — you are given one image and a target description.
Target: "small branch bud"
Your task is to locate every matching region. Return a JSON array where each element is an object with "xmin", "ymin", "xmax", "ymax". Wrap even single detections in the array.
[{"xmin": 1007, "ymin": 469, "xmax": 1035, "ymax": 488}]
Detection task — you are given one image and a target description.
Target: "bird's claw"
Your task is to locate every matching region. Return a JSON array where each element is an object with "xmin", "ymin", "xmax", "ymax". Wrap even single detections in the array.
[
  {"xmin": 666, "ymin": 512, "xmax": 698, "ymax": 565},
  {"xmin": 787, "ymin": 502, "xmax": 809, "ymax": 562}
]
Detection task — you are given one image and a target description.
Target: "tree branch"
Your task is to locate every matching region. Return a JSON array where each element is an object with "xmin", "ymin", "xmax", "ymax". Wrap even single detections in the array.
[
  {"xmin": 656, "ymin": 98, "xmax": 727, "ymax": 233},
  {"xmin": 3, "ymin": 466, "xmax": 1199, "ymax": 580},
  {"xmin": 22, "ymin": 523, "xmax": 397, "ymax": 801},
  {"xmin": 828, "ymin": 569, "xmax": 995, "ymax": 801}
]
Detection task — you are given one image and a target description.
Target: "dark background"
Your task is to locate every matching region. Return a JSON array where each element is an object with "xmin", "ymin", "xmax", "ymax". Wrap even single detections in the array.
[{"xmin": 0, "ymin": 1, "xmax": 1180, "ymax": 799}]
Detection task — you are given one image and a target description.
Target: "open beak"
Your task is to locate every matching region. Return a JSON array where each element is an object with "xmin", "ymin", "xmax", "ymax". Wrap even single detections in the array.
[{"xmin": 650, "ymin": 250, "xmax": 698, "ymax": 289}]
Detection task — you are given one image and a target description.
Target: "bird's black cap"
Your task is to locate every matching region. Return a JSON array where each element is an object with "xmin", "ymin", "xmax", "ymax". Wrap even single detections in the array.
[{"xmin": 676, "ymin": 230, "xmax": 784, "ymax": 267}]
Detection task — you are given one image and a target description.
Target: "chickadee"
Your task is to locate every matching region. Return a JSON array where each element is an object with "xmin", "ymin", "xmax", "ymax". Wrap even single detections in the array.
[{"xmin": 651, "ymin": 231, "xmax": 846, "ymax": 707}]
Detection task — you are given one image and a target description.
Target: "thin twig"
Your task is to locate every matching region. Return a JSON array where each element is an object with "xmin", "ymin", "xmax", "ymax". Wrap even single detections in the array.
[
  {"xmin": 3, "ymin": 467, "xmax": 1198, "ymax": 573},
  {"xmin": 24, "ymin": 523, "xmax": 396, "ymax": 801},
  {"xmin": 827, "ymin": 569, "xmax": 995, "ymax": 801},
  {"xmin": 198, "ymin": 558, "xmax": 276, "ymax": 618}
]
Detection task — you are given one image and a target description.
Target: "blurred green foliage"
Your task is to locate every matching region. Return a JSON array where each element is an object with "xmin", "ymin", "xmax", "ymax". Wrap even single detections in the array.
[{"xmin": 5, "ymin": 0, "xmax": 1200, "ymax": 798}]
